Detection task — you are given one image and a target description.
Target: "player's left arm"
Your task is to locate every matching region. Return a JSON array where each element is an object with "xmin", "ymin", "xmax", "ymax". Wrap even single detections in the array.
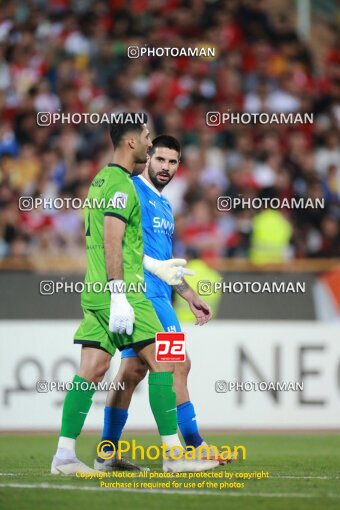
[{"xmin": 174, "ymin": 279, "xmax": 212, "ymax": 326}]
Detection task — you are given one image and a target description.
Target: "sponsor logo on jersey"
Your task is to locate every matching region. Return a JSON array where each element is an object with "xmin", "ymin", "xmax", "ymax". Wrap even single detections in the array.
[
  {"xmin": 153, "ymin": 216, "xmax": 174, "ymax": 234},
  {"xmin": 91, "ymin": 178, "xmax": 105, "ymax": 187}
]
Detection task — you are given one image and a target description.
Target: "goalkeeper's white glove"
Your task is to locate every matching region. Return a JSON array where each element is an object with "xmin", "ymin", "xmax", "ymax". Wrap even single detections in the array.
[
  {"xmin": 143, "ymin": 255, "xmax": 195, "ymax": 285},
  {"xmin": 108, "ymin": 280, "xmax": 135, "ymax": 335}
]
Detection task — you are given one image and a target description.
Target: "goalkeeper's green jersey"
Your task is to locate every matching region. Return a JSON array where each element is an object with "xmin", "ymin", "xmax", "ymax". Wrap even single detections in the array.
[{"xmin": 81, "ymin": 163, "xmax": 144, "ymax": 309}]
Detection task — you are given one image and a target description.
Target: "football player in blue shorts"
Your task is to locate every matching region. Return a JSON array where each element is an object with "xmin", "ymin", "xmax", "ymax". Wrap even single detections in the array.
[{"xmin": 95, "ymin": 135, "xmax": 226, "ymax": 471}]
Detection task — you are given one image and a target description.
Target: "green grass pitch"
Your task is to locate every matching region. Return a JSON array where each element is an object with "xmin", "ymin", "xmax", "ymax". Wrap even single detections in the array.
[{"xmin": 0, "ymin": 432, "xmax": 339, "ymax": 510}]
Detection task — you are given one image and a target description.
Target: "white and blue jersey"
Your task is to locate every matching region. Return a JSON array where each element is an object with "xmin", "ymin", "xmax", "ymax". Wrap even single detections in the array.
[
  {"xmin": 133, "ymin": 175, "xmax": 173, "ymax": 301},
  {"xmin": 121, "ymin": 175, "xmax": 181, "ymax": 358}
]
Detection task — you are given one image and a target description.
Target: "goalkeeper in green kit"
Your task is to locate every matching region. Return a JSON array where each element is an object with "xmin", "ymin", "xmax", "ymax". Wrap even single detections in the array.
[{"xmin": 51, "ymin": 113, "xmax": 218, "ymax": 474}]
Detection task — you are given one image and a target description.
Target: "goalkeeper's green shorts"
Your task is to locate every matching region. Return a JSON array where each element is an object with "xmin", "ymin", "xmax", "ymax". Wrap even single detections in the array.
[{"xmin": 74, "ymin": 294, "xmax": 164, "ymax": 356}]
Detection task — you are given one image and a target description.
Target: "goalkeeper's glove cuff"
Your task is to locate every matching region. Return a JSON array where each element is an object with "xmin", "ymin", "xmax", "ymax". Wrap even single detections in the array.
[{"xmin": 108, "ymin": 279, "xmax": 126, "ymax": 294}]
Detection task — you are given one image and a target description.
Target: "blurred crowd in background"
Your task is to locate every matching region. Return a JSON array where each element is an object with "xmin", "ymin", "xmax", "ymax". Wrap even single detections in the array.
[{"xmin": 0, "ymin": 0, "xmax": 339, "ymax": 266}]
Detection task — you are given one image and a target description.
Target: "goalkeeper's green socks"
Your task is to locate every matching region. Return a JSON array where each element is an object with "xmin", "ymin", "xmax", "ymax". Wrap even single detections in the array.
[
  {"xmin": 148, "ymin": 372, "xmax": 182, "ymax": 449},
  {"xmin": 57, "ymin": 375, "xmax": 96, "ymax": 453}
]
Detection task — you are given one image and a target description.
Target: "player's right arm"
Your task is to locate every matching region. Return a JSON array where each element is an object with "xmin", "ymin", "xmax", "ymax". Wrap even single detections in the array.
[
  {"xmin": 104, "ymin": 216, "xmax": 124, "ymax": 280},
  {"xmin": 104, "ymin": 215, "xmax": 135, "ymax": 335}
]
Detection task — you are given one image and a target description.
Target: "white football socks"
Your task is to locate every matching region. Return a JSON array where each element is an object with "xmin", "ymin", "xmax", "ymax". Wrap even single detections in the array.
[
  {"xmin": 161, "ymin": 433, "xmax": 183, "ymax": 453},
  {"xmin": 56, "ymin": 436, "xmax": 76, "ymax": 459}
]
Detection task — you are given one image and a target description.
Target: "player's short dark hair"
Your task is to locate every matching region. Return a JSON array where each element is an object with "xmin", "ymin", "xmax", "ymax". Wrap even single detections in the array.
[
  {"xmin": 149, "ymin": 135, "xmax": 181, "ymax": 158},
  {"xmin": 109, "ymin": 112, "xmax": 147, "ymax": 148}
]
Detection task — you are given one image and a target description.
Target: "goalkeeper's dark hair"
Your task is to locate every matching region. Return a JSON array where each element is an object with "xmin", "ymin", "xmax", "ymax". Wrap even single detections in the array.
[
  {"xmin": 149, "ymin": 135, "xmax": 181, "ymax": 158},
  {"xmin": 109, "ymin": 112, "xmax": 147, "ymax": 148}
]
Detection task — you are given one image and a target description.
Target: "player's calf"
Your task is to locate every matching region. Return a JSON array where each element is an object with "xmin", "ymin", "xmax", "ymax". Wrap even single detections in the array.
[{"xmin": 173, "ymin": 355, "xmax": 191, "ymax": 405}]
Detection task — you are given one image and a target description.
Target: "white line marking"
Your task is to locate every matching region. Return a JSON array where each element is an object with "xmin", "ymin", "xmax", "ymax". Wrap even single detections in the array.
[{"xmin": 0, "ymin": 483, "xmax": 339, "ymax": 498}]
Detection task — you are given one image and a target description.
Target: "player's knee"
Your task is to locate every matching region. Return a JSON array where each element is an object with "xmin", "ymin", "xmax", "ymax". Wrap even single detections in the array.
[
  {"xmin": 124, "ymin": 367, "xmax": 147, "ymax": 388},
  {"xmin": 79, "ymin": 347, "xmax": 112, "ymax": 383},
  {"xmin": 83, "ymin": 358, "xmax": 111, "ymax": 384},
  {"xmin": 121, "ymin": 362, "xmax": 147, "ymax": 389},
  {"xmin": 92, "ymin": 366, "xmax": 109, "ymax": 384},
  {"xmin": 132, "ymin": 364, "xmax": 148, "ymax": 386}
]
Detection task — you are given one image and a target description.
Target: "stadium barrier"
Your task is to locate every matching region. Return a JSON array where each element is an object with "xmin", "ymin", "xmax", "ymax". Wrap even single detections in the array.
[
  {"xmin": 0, "ymin": 321, "xmax": 339, "ymax": 431},
  {"xmin": 2, "ymin": 268, "xmax": 339, "ymax": 320}
]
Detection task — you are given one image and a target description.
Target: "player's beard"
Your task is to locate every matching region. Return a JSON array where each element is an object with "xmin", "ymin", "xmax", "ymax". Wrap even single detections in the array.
[{"xmin": 148, "ymin": 163, "xmax": 174, "ymax": 191}]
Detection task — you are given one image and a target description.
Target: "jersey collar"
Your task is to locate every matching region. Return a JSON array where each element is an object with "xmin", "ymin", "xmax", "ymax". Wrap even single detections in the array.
[
  {"xmin": 108, "ymin": 163, "xmax": 130, "ymax": 175},
  {"xmin": 137, "ymin": 175, "xmax": 162, "ymax": 197}
]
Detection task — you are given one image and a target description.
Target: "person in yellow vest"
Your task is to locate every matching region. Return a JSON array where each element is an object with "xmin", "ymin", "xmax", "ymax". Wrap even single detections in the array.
[
  {"xmin": 250, "ymin": 208, "xmax": 292, "ymax": 265},
  {"xmin": 174, "ymin": 257, "xmax": 223, "ymax": 322}
]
